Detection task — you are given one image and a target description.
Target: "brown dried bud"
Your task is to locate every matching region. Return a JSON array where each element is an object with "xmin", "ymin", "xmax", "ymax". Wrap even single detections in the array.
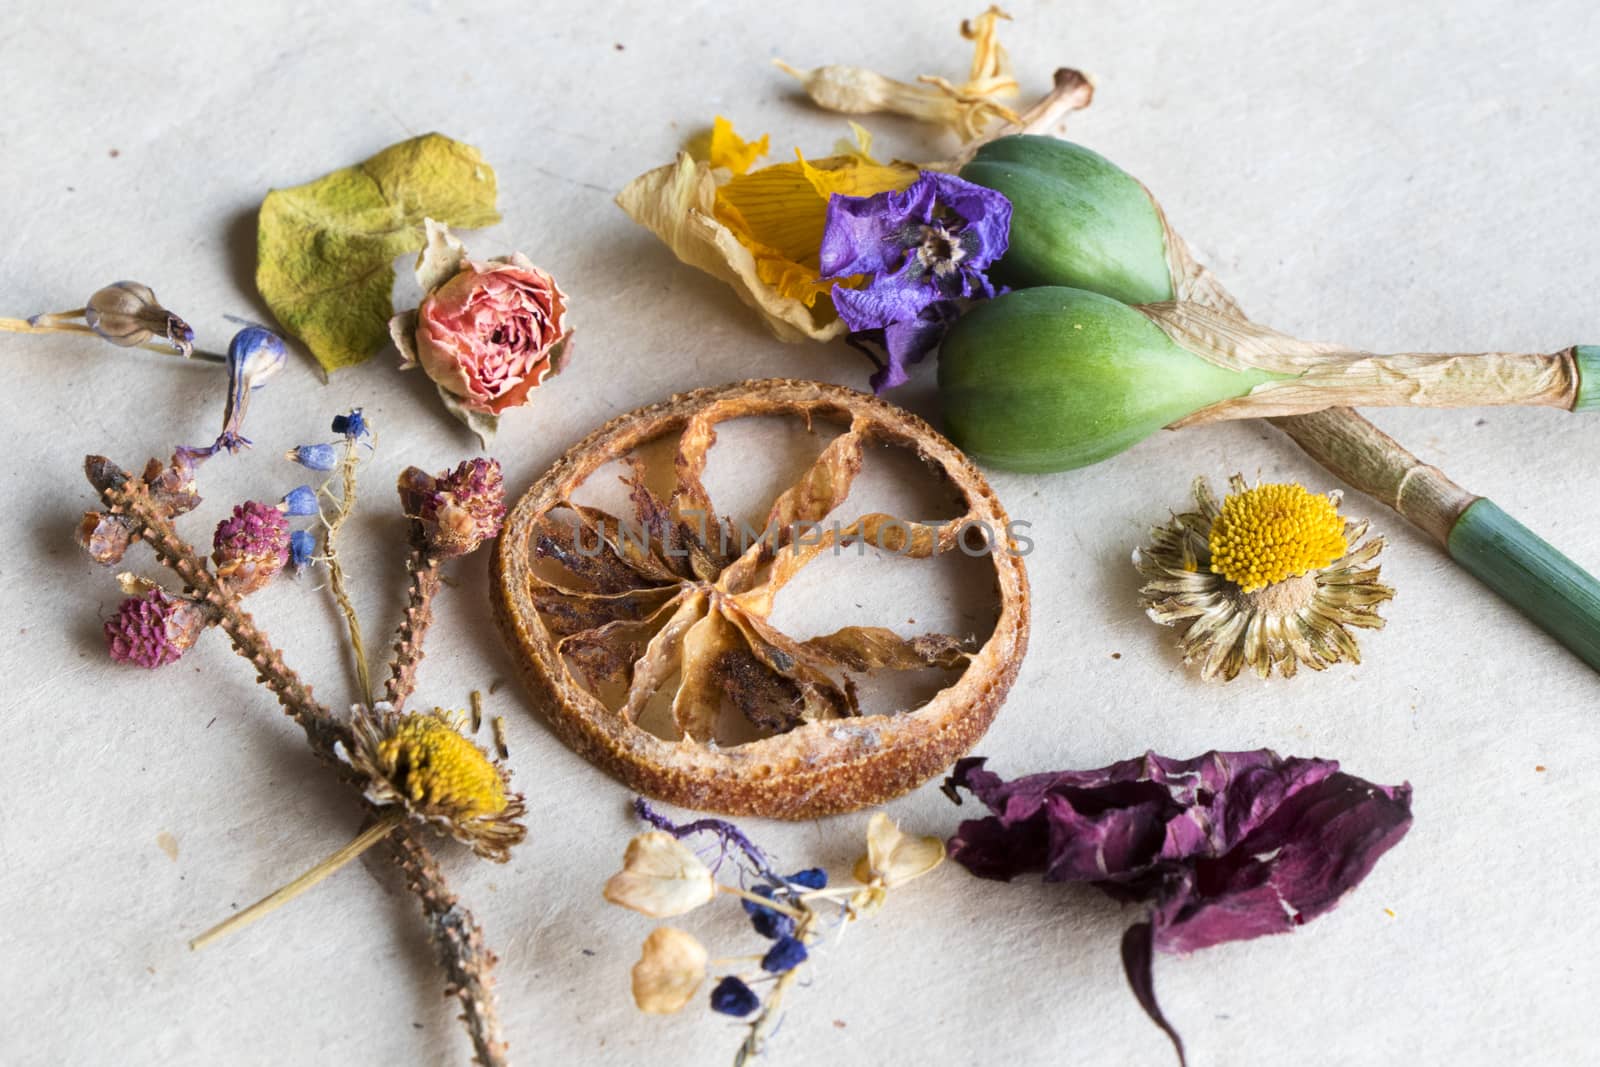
[
  {"xmin": 77, "ymin": 511, "xmax": 138, "ymax": 565},
  {"xmin": 399, "ymin": 458, "xmax": 507, "ymax": 559},
  {"xmin": 84, "ymin": 281, "xmax": 195, "ymax": 356}
]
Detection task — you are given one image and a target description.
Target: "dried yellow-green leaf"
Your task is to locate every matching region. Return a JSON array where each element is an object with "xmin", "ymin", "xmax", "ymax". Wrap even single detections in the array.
[{"xmin": 257, "ymin": 133, "xmax": 500, "ymax": 374}]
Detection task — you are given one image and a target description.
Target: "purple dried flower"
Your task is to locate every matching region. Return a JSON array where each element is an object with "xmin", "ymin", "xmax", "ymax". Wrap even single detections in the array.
[
  {"xmin": 946, "ymin": 751, "xmax": 1413, "ymax": 1066},
  {"xmin": 760, "ymin": 935, "xmax": 808, "ymax": 974},
  {"xmin": 289, "ymin": 529, "xmax": 316, "ymax": 570},
  {"xmin": 279, "ymin": 485, "xmax": 319, "ymax": 517},
  {"xmin": 397, "ymin": 457, "xmax": 507, "ymax": 559},
  {"xmin": 709, "ymin": 976, "xmax": 760, "ymax": 1017},
  {"xmin": 286, "ymin": 444, "xmax": 338, "ymax": 471},
  {"xmin": 212, "ymin": 501, "xmax": 291, "ymax": 594},
  {"xmin": 819, "ymin": 172, "xmax": 1010, "ymax": 393},
  {"xmin": 104, "ymin": 589, "xmax": 207, "ymax": 668}
]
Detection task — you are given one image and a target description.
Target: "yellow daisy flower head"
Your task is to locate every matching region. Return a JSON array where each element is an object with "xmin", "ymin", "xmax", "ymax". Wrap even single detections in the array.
[
  {"xmin": 342, "ymin": 703, "xmax": 527, "ymax": 861},
  {"xmin": 1135, "ymin": 475, "xmax": 1395, "ymax": 682}
]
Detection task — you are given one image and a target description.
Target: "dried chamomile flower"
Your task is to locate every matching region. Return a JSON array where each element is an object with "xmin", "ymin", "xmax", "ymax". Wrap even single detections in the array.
[
  {"xmin": 398, "ymin": 457, "xmax": 507, "ymax": 559},
  {"xmin": 604, "ymin": 832, "xmax": 718, "ymax": 918},
  {"xmin": 1134, "ymin": 475, "xmax": 1394, "ymax": 681},
  {"xmin": 212, "ymin": 501, "xmax": 291, "ymax": 594},
  {"xmin": 104, "ymin": 588, "xmax": 208, "ymax": 668},
  {"xmin": 631, "ymin": 927, "xmax": 709, "ymax": 1014},
  {"xmin": 776, "ymin": 7, "xmax": 1020, "ymax": 141},
  {"xmin": 343, "ymin": 704, "xmax": 527, "ymax": 861}
]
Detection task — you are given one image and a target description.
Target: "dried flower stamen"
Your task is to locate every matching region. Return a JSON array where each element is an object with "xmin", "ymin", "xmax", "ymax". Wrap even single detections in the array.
[{"xmin": 1208, "ymin": 482, "xmax": 1347, "ymax": 592}]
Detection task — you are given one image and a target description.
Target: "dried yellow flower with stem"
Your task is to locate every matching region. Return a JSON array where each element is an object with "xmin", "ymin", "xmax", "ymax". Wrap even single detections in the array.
[
  {"xmin": 1135, "ymin": 475, "xmax": 1395, "ymax": 682},
  {"xmin": 191, "ymin": 705, "xmax": 525, "ymax": 950}
]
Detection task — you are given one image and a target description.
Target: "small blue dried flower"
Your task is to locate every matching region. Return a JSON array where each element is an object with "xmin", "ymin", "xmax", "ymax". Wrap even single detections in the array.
[
  {"xmin": 741, "ymin": 885, "xmax": 795, "ymax": 941},
  {"xmin": 786, "ymin": 868, "xmax": 827, "ymax": 891},
  {"xmin": 332, "ymin": 408, "xmax": 369, "ymax": 439},
  {"xmin": 709, "ymin": 975, "xmax": 760, "ymax": 1017},
  {"xmin": 279, "ymin": 485, "xmax": 319, "ymax": 517},
  {"xmin": 289, "ymin": 529, "xmax": 316, "ymax": 570},
  {"xmin": 286, "ymin": 444, "xmax": 338, "ymax": 471},
  {"xmin": 760, "ymin": 935, "xmax": 808, "ymax": 974}
]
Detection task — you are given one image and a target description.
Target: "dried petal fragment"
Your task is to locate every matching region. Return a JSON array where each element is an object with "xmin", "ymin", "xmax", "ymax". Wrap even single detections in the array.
[
  {"xmin": 604, "ymin": 831, "xmax": 718, "ymax": 918},
  {"xmin": 632, "ymin": 927, "xmax": 709, "ymax": 1013},
  {"xmin": 854, "ymin": 812, "xmax": 945, "ymax": 888}
]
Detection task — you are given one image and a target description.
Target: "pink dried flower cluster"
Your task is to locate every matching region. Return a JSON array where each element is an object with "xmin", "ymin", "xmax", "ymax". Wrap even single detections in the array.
[
  {"xmin": 398, "ymin": 457, "xmax": 507, "ymax": 558},
  {"xmin": 104, "ymin": 589, "xmax": 207, "ymax": 669},
  {"xmin": 212, "ymin": 500, "xmax": 291, "ymax": 593}
]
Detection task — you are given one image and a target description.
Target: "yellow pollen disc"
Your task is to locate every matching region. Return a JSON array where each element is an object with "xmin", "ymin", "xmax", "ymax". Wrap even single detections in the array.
[
  {"xmin": 1208, "ymin": 483, "xmax": 1347, "ymax": 593},
  {"xmin": 378, "ymin": 712, "xmax": 507, "ymax": 819}
]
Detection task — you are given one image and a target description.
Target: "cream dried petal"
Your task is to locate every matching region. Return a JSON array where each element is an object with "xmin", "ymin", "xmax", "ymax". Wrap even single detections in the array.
[
  {"xmin": 604, "ymin": 831, "xmax": 717, "ymax": 917},
  {"xmin": 854, "ymin": 812, "xmax": 945, "ymax": 888},
  {"xmin": 631, "ymin": 927, "xmax": 709, "ymax": 1014},
  {"xmin": 415, "ymin": 217, "xmax": 469, "ymax": 294},
  {"xmin": 614, "ymin": 154, "xmax": 845, "ymax": 344}
]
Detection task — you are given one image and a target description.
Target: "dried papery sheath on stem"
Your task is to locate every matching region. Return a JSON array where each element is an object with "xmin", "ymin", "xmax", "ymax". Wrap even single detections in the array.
[{"xmin": 492, "ymin": 379, "xmax": 1029, "ymax": 818}]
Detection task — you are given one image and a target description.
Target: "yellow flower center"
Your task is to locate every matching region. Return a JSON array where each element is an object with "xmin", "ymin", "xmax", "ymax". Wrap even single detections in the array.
[
  {"xmin": 1208, "ymin": 483, "xmax": 1347, "ymax": 593},
  {"xmin": 378, "ymin": 712, "xmax": 507, "ymax": 819}
]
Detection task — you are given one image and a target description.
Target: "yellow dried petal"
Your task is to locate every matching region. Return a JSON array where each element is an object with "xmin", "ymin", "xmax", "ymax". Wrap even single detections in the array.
[
  {"xmin": 708, "ymin": 116, "xmax": 769, "ymax": 176},
  {"xmin": 854, "ymin": 812, "xmax": 944, "ymax": 888},
  {"xmin": 631, "ymin": 927, "xmax": 708, "ymax": 1013},
  {"xmin": 616, "ymin": 154, "xmax": 842, "ymax": 342},
  {"xmin": 376, "ymin": 712, "xmax": 507, "ymax": 820},
  {"xmin": 1208, "ymin": 482, "xmax": 1348, "ymax": 593},
  {"xmin": 604, "ymin": 831, "xmax": 717, "ymax": 918}
]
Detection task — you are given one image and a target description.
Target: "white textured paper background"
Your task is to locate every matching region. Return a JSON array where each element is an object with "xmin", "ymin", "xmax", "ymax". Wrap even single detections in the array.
[{"xmin": 2, "ymin": 2, "xmax": 1596, "ymax": 1064}]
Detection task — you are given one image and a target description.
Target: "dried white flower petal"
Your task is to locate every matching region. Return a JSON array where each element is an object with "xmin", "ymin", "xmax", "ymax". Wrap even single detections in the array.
[
  {"xmin": 604, "ymin": 831, "xmax": 717, "ymax": 917},
  {"xmin": 854, "ymin": 812, "xmax": 945, "ymax": 888},
  {"xmin": 631, "ymin": 927, "xmax": 709, "ymax": 1014}
]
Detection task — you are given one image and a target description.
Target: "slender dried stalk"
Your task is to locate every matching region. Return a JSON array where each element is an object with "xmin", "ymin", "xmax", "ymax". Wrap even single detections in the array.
[
  {"xmin": 384, "ymin": 536, "xmax": 442, "ymax": 709},
  {"xmin": 85, "ymin": 455, "xmax": 510, "ymax": 1067},
  {"xmin": 1, "ymin": 315, "xmax": 228, "ymax": 362},
  {"xmin": 323, "ymin": 441, "xmax": 375, "ymax": 704}
]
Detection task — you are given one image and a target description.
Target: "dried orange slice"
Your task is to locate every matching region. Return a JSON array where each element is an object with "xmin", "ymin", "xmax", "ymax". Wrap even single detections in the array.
[{"xmin": 492, "ymin": 379, "xmax": 1029, "ymax": 818}]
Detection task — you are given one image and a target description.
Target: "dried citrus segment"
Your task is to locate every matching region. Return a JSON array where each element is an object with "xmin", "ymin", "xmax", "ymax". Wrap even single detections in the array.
[{"xmin": 492, "ymin": 379, "xmax": 1030, "ymax": 818}]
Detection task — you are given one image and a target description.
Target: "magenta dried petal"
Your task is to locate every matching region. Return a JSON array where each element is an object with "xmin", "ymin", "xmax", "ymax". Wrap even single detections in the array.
[{"xmin": 1150, "ymin": 771, "xmax": 1414, "ymax": 955}]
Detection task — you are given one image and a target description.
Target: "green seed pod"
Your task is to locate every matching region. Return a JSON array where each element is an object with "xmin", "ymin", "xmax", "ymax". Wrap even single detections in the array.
[
  {"xmin": 938, "ymin": 287, "xmax": 1280, "ymax": 472},
  {"xmin": 959, "ymin": 135, "xmax": 1173, "ymax": 303}
]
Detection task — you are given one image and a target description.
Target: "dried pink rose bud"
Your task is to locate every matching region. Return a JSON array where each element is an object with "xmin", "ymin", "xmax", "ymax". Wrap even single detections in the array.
[
  {"xmin": 398, "ymin": 458, "xmax": 507, "ymax": 559},
  {"xmin": 78, "ymin": 511, "xmax": 138, "ymax": 565},
  {"xmin": 415, "ymin": 259, "xmax": 570, "ymax": 416},
  {"xmin": 105, "ymin": 589, "xmax": 208, "ymax": 668},
  {"xmin": 212, "ymin": 500, "xmax": 291, "ymax": 593}
]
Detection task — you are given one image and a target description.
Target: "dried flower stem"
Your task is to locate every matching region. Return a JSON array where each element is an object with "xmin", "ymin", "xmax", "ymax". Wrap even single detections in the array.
[
  {"xmin": 322, "ymin": 441, "xmax": 375, "ymax": 704},
  {"xmin": 734, "ymin": 909, "xmax": 818, "ymax": 1067},
  {"xmin": 384, "ymin": 538, "xmax": 442, "ymax": 710},
  {"xmin": 191, "ymin": 809, "xmax": 408, "ymax": 950},
  {"xmin": 85, "ymin": 456, "xmax": 510, "ymax": 1067},
  {"xmin": 1, "ymin": 315, "xmax": 227, "ymax": 362}
]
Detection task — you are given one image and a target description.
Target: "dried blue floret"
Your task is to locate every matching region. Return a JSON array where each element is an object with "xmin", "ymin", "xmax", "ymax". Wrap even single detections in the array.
[
  {"xmin": 709, "ymin": 975, "xmax": 760, "ymax": 1017},
  {"xmin": 760, "ymin": 935, "xmax": 808, "ymax": 974}
]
